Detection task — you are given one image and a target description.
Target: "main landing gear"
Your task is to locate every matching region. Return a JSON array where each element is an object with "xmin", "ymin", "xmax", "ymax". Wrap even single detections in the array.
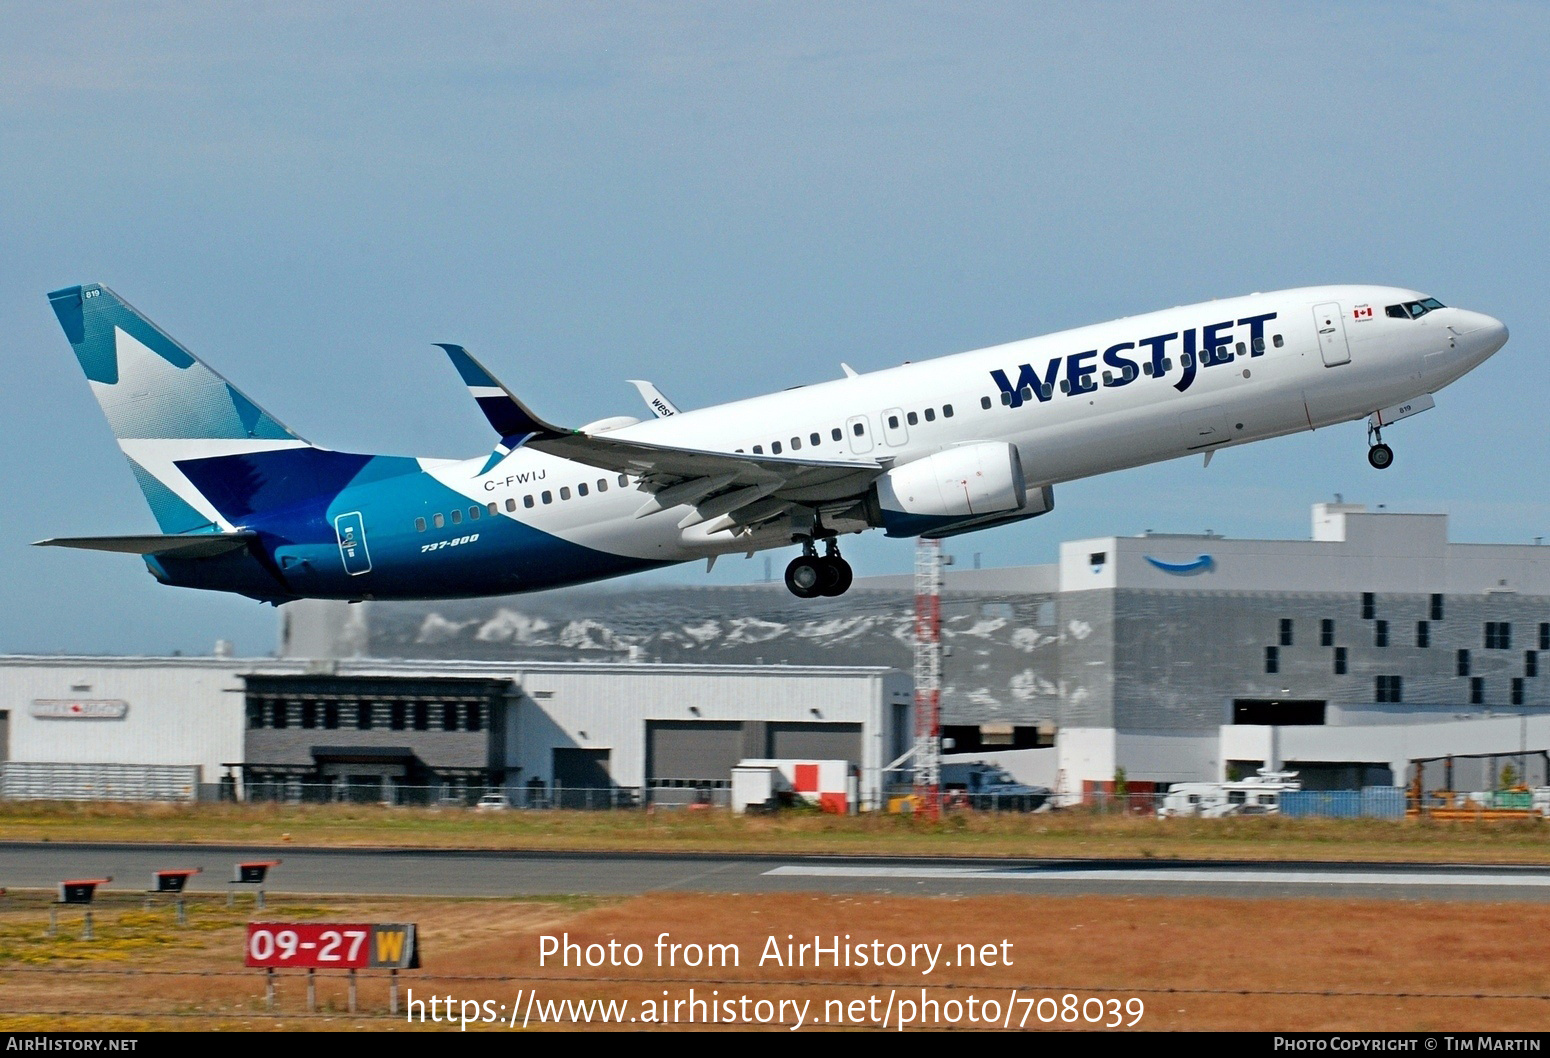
[
  {"xmin": 785, "ymin": 537, "xmax": 854, "ymax": 599},
  {"xmin": 1366, "ymin": 424, "xmax": 1394, "ymax": 470}
]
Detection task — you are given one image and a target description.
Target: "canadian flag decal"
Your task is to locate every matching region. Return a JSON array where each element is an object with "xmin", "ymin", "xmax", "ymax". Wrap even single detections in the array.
[{"xmin": 1353, "ymin": 305, "xmax": 1373, "ymax": 320}]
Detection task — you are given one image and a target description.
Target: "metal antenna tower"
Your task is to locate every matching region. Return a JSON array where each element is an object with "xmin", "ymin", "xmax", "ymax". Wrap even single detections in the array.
[{"xmin": 912, "ymin": 537, "xmax": 944, "ymax": 818}]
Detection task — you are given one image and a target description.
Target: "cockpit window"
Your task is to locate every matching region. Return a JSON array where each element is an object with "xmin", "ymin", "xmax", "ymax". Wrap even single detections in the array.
[{"xmin": 1385, "ymin": 297, "xmax": 1446, "ymax": 320}]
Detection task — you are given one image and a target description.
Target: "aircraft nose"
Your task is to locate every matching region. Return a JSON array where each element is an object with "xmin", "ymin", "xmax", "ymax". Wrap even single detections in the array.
[{"xmin": 1454, "ymin": 309, "xmax": 1508, "ymax": 363}]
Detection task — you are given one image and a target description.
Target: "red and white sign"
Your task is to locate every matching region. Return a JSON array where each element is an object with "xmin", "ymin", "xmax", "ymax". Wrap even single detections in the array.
[
  {"xmin": 31, "ymin": 699, "xmax": 128, "ymax": 720},
  {"xmin": 1352, "ymin": 305, "xmax": 1373, "ymax": 321},
  {"xmin": 246, "ymin": 922, "xmax": 419, "ymax": 969},
  {"xmin": 246, "ymin": 923, "xmax": 371, "ymax": 968}
]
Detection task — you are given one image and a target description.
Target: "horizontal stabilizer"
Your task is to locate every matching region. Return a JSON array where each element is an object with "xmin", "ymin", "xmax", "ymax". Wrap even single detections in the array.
[{"xmin": 34, "ymin": 532, "xmax": 257, "ymax": 558}]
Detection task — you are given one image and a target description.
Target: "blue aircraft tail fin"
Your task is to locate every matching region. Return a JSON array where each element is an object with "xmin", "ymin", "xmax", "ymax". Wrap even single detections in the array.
[{"xmin": 47, "ymin": 283, "xmax": 321, "ymax": 533}]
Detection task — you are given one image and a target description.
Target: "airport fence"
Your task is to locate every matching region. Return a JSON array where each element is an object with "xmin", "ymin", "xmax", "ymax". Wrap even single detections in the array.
[{"xmin": 230, "ymin": 782, "xmax": 730, "ymax": 811}]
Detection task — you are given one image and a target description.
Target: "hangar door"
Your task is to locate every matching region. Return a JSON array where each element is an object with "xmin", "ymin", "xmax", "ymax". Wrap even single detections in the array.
[
  {"xmin": 646, "ymin": 721, "xmax": 744, "ymax": 785},
  {"xmin": 766, "ymin": 722, "xmax": 862, "ymax": 762}
]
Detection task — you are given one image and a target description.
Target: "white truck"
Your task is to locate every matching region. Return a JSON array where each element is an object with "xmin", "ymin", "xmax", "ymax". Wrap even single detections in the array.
[{"xmin": 1159, "ymin": 769, "xmax": 1301, "ymax": 818}]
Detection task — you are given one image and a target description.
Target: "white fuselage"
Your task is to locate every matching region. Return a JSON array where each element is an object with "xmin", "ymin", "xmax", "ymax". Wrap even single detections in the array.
[{"xmin": 423, "ymin": 284, "xmax": 1507, "ymax": 565}]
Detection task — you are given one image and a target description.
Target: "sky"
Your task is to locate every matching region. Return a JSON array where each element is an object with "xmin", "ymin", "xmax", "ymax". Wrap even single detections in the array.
[{"xmin": 2, "ymin": 2, "xmax": 1546, "ymax": 657}]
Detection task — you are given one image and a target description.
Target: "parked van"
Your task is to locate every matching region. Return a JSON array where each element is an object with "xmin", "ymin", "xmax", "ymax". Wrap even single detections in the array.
[{"xmin": 1159, "ymin": 769, "xmax": 1301, "ymax": 818}]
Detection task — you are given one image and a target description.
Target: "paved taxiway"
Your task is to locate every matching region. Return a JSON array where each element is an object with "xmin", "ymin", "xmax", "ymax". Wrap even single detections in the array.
[{"xmin": 1, "ymin": 843, "xmax": 1548, "ymax": 901}]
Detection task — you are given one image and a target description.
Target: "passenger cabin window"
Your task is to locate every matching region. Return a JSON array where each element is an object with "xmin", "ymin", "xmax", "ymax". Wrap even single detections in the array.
[
  {"xmin": 433, "ymin": 514, "xmax": 444, "ymax": 528},
  {"xmin": 487, "ymin": 502, "xmax": 498, "ymax": 515},
  {"xmin": 415, "ymin": 517, "xmax": 426, "ymax": 532},
  {"xmin": 771, "ymin": 441, "xmax": 782, "ymax": 454},
  {"xmin": 618, "ymin": 474, "xmax": 629, "ymax": 487},
  {"xmin": 852, "ymin": 423, "xmax": 864, "ymax": 436},
  {"xmin": 468, "ymin": 505, "xmax": 479, "ymax": 520},
  {"xmin": 578, "ymin": 482, "xmax": 588, "ymax": 496},
  {"xmin": 982, "ymin": 396, "xmax": 992, "ymax": 409},
  {"xmin": 1272, "ymin": 334, "xmax": 1284, "ymax": 348},
  {"xmin": 598, "ymin": 478, "xmax": 608, "ymax": 492},
  {"xmin": 790, "ymin": 436, "xmax": 801, "ymax": 450},
  {"xmin": 559, "ymin": 486, "xmax": 571, "ymax": 501},
  {"xmin": 541, "ymin": 490, "xmax": 552, "ymax": 504},
  {"xmin": 924, "ymin": 408, "xmax": 935, "ymax": 421},
  {"xmin": 906, "ymin": 412, "xmax": 918, "ymax": 426},
  {"xmin": 753, "ymin": 445, "xmax": 763, "ymax": 454},
  {"xmin": 831, "ymin": 428, "xmax": 843, "ymax": 441},
  {"xmin": 887, "ymin": 415, "xmax": 899, "ymax": 429},
  {"xmin": 505, "ymin": 498, "xmax": 516, "ymax": 512},
  {"xmin": 450, "ymin": 509, "xmax": 462, "ymax": 524},
  {"xmin": 523, "ymin": 495, "xmax": 534, "ymax": 508},
  {"xmin": 810, "ymin": 432, "xmax": 820, "ymax": 445}
]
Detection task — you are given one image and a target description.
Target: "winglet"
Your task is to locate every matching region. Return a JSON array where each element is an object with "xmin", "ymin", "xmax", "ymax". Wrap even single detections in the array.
[
  {"xmin": 626, "ymin": 379, "xmax": 680, "ymax": 418},
  {"xmin": 434, "ymin": 344, "xmax": 570, "ymax": 444}
]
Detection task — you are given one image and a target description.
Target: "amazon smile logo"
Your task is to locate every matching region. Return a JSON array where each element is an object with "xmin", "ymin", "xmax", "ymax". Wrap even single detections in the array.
[{"xmin": 1144, "ymin": 554, "xmax": 1215, "ymax": 576}]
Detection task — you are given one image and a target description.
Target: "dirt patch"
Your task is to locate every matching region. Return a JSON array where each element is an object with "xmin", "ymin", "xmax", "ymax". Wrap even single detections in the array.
[{"xmin": 0, "ymin": 891, "xmax": 1546, "ymax": 1031}]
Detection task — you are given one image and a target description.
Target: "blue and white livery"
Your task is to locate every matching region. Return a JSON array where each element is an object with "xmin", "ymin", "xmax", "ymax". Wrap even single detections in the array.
[{"xmin": 39, "ymin": 283, "xmax": 1507, "ymax": 602}]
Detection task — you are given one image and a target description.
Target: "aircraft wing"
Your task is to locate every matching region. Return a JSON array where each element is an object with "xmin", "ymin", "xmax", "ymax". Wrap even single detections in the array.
[
  {"xmin": 435, "ymin": 344, "xmax": 884, "ymax": 525},
  {"xmin": 34, "ymin": 532, "xmax": 258, "ymax": 558}
]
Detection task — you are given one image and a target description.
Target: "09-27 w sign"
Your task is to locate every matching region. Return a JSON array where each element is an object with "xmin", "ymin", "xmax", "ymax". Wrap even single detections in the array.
[{"xmin": 246, "ymin": 922, "xmax": 419, "ymax": 969}]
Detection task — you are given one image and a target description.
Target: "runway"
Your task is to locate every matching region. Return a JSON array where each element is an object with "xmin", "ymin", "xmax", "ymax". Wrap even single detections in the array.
[{"xmin": 2, "ymin": 842, "xmax": 1549, "ymax": 902}]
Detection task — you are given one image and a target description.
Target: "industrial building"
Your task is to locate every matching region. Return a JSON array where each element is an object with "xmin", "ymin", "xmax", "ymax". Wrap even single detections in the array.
[
  {"xmin": 0, "ymin": 656, "xmax": 909, "ymax": 807},
  {"xmin": 278, "ymin": 502, "xmax": 1550, "ymax": 796},
  {"xmin": 5, "ymin": 501, "xmax": 1548, "ymax": 805}
]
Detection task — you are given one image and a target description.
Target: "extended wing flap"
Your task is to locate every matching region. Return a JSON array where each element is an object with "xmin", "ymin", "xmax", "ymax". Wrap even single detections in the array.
[{"xmin": 35, "ymin": 532, "xmax": 257, "ymax": 558}]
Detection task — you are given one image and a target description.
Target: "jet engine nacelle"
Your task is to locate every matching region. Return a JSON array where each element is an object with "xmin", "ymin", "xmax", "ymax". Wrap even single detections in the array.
[{"xmin": 870, "ymin": 441, "xmax": 1029, "ymax": 537}]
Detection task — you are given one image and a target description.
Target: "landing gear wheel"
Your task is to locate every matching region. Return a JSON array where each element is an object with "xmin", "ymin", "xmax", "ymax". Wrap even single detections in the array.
[
  {"xmin": 1368, "ymin": 443, "xmax": 1394, "ymax": 470},
  {"xmin": 817, "ymin": 556, "xmax": 854, "ymax": 597},
  {"xmin": 785, "ymin": 556, "xmax": 824, "ymax": 599}
]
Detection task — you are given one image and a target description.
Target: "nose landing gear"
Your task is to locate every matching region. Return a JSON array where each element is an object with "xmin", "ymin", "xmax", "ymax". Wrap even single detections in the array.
[
  {"xmin": 1367, "ymin": 424, "xmax": 1394, "ymax": 470},
  {"xmin": 784, "ymin": 537, "xmax": 854, "ymax": 598}
]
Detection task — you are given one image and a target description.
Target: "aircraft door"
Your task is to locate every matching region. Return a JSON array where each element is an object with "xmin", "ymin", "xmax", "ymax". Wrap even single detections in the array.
[
  {"xmin": 845, "ymin": 414, "xmax": 874, "ymax": 454},
  {"xmin": 880, "ymin": 408, "xmax": 909, "ymax": 447},
  {"xmin": 334, "ymin": 511, "xmax": 373, "ymax": 576},
  {"xmin": 1313, "ymin": 303, "xmax": 1351, "ymax": 367}
]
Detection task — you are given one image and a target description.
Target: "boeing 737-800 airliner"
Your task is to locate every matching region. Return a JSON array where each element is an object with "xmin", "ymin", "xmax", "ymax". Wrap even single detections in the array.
[{"xmin": 39, "ymin": 283, "xmax": 1506, "ymax": 602}]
